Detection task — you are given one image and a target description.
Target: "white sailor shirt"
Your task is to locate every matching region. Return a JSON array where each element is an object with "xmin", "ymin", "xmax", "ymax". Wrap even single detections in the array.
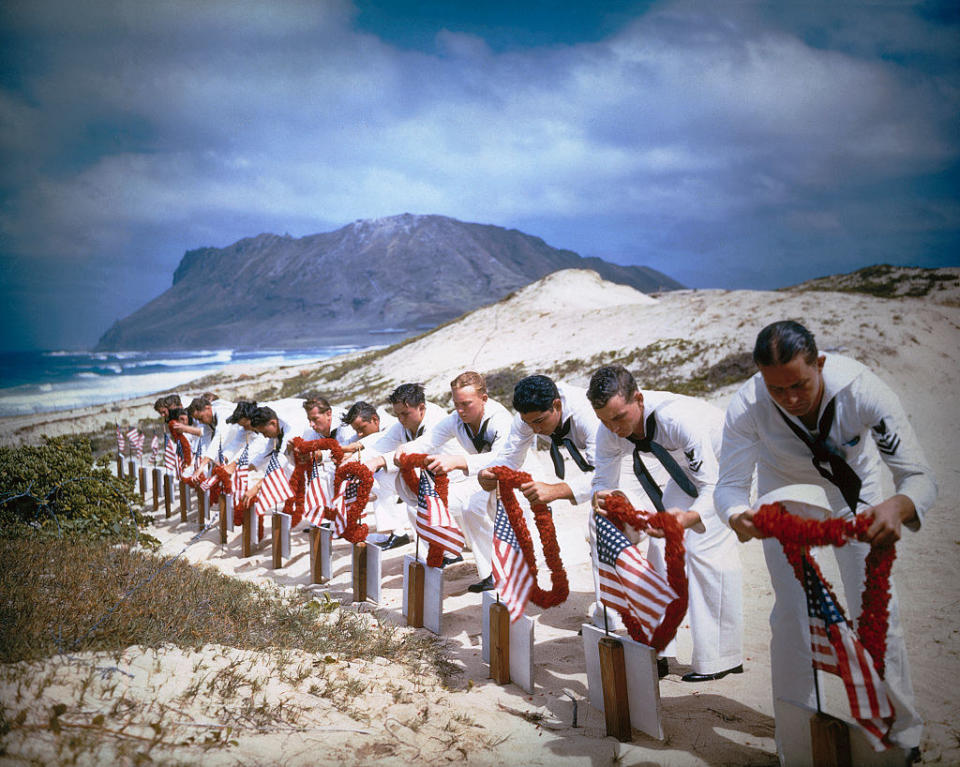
[
  {"xmin": 405, "ymin": 397, "xmax": 513, "ymax": 475},
  {"xmin": 591, "ymin": 390, "xmax": 724, "ymax": 519},
  {"xmin": 715, "ymin": 352, "xmax": 937, "ymax": 526},
  {"xmin": 490, "ymin": 383, "xmax": 599, "ymax": 504}
]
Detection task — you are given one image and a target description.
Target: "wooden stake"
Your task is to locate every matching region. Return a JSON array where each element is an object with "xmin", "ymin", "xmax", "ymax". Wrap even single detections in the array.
[
  {"xmin": 407, "ymin": 560, "xmax": 425, "ymax": 628},
  {"xmin": 138, "ymin": 467, "xmax": 147, "ymax": 501},
  {"xmin": 197, "ymin": 487, "xmax": 207, "ymax": 529},
  {"xmin": 810, "ymin": 712, "xmax": 851, "ymax": 767},
  {"xmin": 309, "ymin": 526, "xmax": 324, "ymax": 584},
  {"xmin": 116, "ymin": 454, "xmax": 123, "ymax": 478},
  {"xmin": 152, "ymin": 468, "xmax": 161, "ymax": 511},
  {"xmin": 163, "ymin": 474, "xmax": 172, "ymax": 518},
  {"xmin": 127, "ymin": 460, "xmax": 136, "ymax": 485},
  {"xmin": 353, "ymin": 542, "xmax": 368, "ymax": 602},
  {"xmin": 179, "ymin": 480, "xmax": 189, "ymax": 522},
  {"xmin": 489, "ymin": 601, "xmax": 511, "ymax": 685},
  {"xmin": 242, "ymin": 504, "xmax": 255, "ymax": 558},
  {"xmin": 218, "ymin": 494, "xmax": 228, "ymax": 544},
  {"xmin": 598, "ymin": 636, "xmax": 632, "ymax": 742},
  {"xmin": 272, "ymin": 512, "xmax": 283, "ymax": 569}
]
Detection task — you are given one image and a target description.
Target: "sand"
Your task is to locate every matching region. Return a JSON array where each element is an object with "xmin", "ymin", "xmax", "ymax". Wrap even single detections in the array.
[{"xmin": 1, "ymin": 268, "xmax": 958, "ymax": 765}]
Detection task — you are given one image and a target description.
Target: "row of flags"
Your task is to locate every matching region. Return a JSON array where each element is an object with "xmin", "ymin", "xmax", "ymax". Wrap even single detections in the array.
[
  {"xmin": 118, "ymin": 415, "xmax": 894, "ymax": 751},
  {"xmin": 116, "ymin": 424, "xmax": 164, "ymax": 465}
]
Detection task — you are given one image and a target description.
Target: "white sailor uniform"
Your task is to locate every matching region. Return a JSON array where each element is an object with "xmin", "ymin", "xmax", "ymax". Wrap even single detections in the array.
[
  {"xmin": 716, "ymin": 353, "xmax": 936, "ymax": 753},
  {"xmin": 405, "ymin": 398, "xmax": 514, "ymax": 578},
  {"xmin": 592, "ymin": 390, "xmax": 744, "ymax": 676}
]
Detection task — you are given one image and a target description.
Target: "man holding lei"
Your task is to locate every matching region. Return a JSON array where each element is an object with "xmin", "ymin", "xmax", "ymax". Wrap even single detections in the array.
[
  {"xmin": 715, "ymin": 320, "xmax": 936, "ymax": 761},
  {"xmin": 588, "ymin": 364, "xmax": 744, "ymax": 682}
]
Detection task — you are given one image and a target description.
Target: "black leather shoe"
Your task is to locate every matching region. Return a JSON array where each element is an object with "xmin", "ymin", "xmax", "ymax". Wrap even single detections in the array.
[
  {"xmin": 377, "ymin": 533, "xmax": 410, "ymax": 550},
  {"xmin": 681, "ymin": 664, "xmax": 744, "ymax": 682},
  {"xmin": 657, "ymin": 657, "xmax": 669, "ymax": 679},
  {"xmin": 467, "ymin": 574, "xmax": 495, "ymax": 593},
  {"xmin": 906, "ymin": 746, "xmax": 921, "ymax": 765},
  {"xmin": 440, "ymin": 554, "xmax": 463, "ymax": 568}
]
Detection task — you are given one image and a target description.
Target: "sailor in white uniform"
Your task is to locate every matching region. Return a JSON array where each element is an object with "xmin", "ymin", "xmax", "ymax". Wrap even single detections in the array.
[
  {"xmin": 361, "ymin": 384, "xmax": 448, "ymax": 551},
  {"xmin": 589, "ymin": 364, "xmax": 744, "ymax": 682},
  {"xmin": 339, "ymin": 401, "xmax": 406, "ymax": 540},
  {"xmin": 716, "ymin": 320, "xmax": 936, "ymax": 759},
  {"xmin": 188, "ymin": 397, "xmax": 239, "ymax": 473},
  {"xmin": 241, "ymin": 400, "xmax": 309, "ymax": 508},
  {"xmin": 398, "ymin": 371, "xmax": 513, "ymax": 588},
  {"xmin": 477, "ymin": 375, "xmax": 598, "ymax": 592},
  {"xmin": 302, "ymin": 396, "xmax": 359, "ymax": 500}
]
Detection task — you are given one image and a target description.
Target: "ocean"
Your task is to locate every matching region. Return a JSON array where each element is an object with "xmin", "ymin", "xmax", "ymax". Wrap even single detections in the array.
[{"xmin": 0, "ymin": 347, "xmax": 366, "ymax": 418}]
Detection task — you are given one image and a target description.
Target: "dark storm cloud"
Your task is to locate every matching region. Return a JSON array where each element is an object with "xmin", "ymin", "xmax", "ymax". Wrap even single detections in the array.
[{"xmin": 0, "ymin": 0, "xmax": 957, "ymax": 348}]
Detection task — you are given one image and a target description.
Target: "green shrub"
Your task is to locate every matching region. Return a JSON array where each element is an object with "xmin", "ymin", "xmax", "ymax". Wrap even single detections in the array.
[{"xmin": 0, "ymin": 436, "xmax": 152, "ymax": 545}]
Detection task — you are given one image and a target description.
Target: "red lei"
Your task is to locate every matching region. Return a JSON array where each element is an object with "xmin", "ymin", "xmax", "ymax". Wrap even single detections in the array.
[
  {"xmin": 602, "ymin": 494, "xmax": 688, "ymax": 652},
  {"xmin": 488, "ymin": 466, "xmax": 569, "ymax": 609},
  {"xmin": 396, "ymin": 453, "xmax": 451, "ymax": 568},
  {"xmin": 752, "ymin": 503, "xmax": 895, "ymax": 676},
  {"xmin": 325, "ymin": 462, "xmax": 372, "ymax": 544},
  {"xmin": 286, "ymin": 437, "xmax": 345, "ymax": 527},
  {"xmin": 166, "ymin": 420, "xmax": 192, "ymax": 469}
]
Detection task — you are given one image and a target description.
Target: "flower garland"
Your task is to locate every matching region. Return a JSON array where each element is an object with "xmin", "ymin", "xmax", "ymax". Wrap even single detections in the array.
[
  {"xmin": 166, "ymin": 420, "xmax": 192, "ymax": 471},
  {"xmin": 324, "ymin": 461, "xmax": 372, "ymax": 544},
  {"xmin": 601, "ymin": 494, "xmax": 688, "ymax": 652},
  {"xmin": 286, "ymin": 437, "xmax": 345, "ymax": 527},
  {"xmin": 396, "ymin": 453, "xmax": 451, "ymax": 568},
  {"xmin": 752, "ymin": 502, "xmax": 895, "ymax": 676},
  {"xmin": 488, "ymin": 465, "xmax": 569, "ymax": 609}
]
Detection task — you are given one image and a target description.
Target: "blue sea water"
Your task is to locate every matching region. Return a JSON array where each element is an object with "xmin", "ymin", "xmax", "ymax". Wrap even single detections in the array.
[{"xmin": 0, "ymin": 347, "xmax": 365, "ymax": 417}]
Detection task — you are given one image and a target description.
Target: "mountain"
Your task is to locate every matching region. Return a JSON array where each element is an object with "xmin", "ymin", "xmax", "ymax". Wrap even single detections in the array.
[{"xmin": 94, "ymin": 213, "xmax": 683, "ymax": 350}]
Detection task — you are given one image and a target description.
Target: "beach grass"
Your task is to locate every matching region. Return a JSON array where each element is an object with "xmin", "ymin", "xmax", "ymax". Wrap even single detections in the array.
[{"xmin": 0, "ymin": 537, "xmax": 455, "ymax": 676}]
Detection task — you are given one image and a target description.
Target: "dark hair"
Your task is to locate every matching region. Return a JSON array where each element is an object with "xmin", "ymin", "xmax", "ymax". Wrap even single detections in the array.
[
  {"xmin": 167, "ymin": 407, "xmax": 188, "ymax": 422},
  {"xmin": 303, "ymin": 397, "xmax": 331, "ymax": 413},
  {"xmin": 342, "ymin": 401, "xmax": 377, "ymax": 424},
  {"xmin": 187, "ymin": 396, "xmax": 211, "ymax": 416},
  {"xmin": 586, "ymin": 365, "xmax": 637, "ymax": 410},
  {"xmin": 249, "ymin": 406, "xmax": 278, "ymax": 429},
  {"xmin": 226, "ymin": 401, "xmax": 258, "ymax": 424},
  {"xmin": 388, "ymin": 383, "xmax": 425, "ymax": 408},
  {"xmin": 512, "ymin": 375, "xmax": 559, "ymax": 413},
  {"xmin": 753, "ymin": 320, "xmax": 819, "ymax": 367}
]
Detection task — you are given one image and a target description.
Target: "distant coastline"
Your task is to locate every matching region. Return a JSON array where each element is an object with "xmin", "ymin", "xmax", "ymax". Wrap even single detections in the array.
[{"xmin": 0, "ymin": 346, "xmax": 369, "ymax": 418}]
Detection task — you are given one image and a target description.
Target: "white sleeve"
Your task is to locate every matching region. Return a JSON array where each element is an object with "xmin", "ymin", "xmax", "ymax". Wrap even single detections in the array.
[
  {"xmin": 856, "ymin": 371, "xmax": 937, "ymax": 529},
  {"xmin": 591, "ymin": 426, "xmax": 624, "ymax": 495},
  {"xmin": 715, "ymin": 390, "xmax": 759, "ymax": 526}
]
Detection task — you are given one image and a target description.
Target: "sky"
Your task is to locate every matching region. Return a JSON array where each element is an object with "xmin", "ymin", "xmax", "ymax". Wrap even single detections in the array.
[{"xmin": 1, "ymin": 0, "xmax": 958, "ymax": 351}]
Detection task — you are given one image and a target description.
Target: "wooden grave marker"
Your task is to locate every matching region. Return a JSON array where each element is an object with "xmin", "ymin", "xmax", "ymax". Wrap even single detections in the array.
[
  {"xmin": 582, "ymin": 623, "xmax": 662, "ymax": 741},
  {"xmin": 402, "ymin": 555, "xmax": 443, "ymax": 634},
  {"xmin": 480, "ymin": 590, "xmax": 535, "ymax": 693}
]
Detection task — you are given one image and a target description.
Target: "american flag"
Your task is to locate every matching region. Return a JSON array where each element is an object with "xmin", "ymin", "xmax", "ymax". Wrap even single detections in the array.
[
  {"xmin": 255, "ymin": 452, "xmax": 293, "ymax": 516},
  {"xmin": 802, "ymin": 556, "xmax": 894, "ymax": 750},
  {"xmin": 414, "ymin": 469, "xmax": 465, "ymax": 559},
  {"xmin": 116, "ymin": 425, "xmax": 126, "ymax": 455},
  {"xmin": 150, "ymin": 433, "xmax": 161, "ymax": 466},
  {"xmin": 233, "ymin": 445, "xmax": 250, "ymax": 500},
  {"xmin": 127, "ymin": 429, "xmax": 144, "ymax": 462},
  {"xmin": 163, "ymin": 434, "xmax": 180, "ymax": 477},
  {"xmin": 595, "ymin": 512, "xmax": 678, "ymax": 641},
  {"xmin": 303, "ymin": 459, "xmax": 328, "ymax": 525},
  {"xmin": 329, "ymin": 477, "xmax": 358, "ymax": 537},
  {"xmin": 491, "ymin": 500, "xmax": 534, "ymax": 622}
]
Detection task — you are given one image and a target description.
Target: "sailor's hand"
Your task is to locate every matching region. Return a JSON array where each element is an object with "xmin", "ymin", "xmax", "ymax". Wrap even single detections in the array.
[
  {"xmin": 169, "ymin": 421, "xmax": 184, "ymax": 434},
  {"xmin": 863, "ymin": 494, "xmax": 915, "ymax": 548},
  {"xmin": 592, "ymin": 489, "xmax": 626, "ymax": 515},
  {"xmin": 730, "ymin": 509, "xmax": 760, "ymax": 542},
  {"xmin": 648, "ymin": 507, "xmax": 698, "ymax": 538},
  {"xmin": 425, "ymin": 454, "xmax": 466, "ymax": 474},
  {"xmin": 478, "ymin": 468, "xmax": 498, "ymax": 492},
  {"xmin": 521, "ymin": 481, "xmax": 568, "ymax": 505}
]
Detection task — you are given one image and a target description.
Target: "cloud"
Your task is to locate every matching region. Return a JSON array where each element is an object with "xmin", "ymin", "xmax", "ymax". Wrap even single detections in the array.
[{"xmin": 0, "ymin": 0, "xmax": 958, "ymax": 347}]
